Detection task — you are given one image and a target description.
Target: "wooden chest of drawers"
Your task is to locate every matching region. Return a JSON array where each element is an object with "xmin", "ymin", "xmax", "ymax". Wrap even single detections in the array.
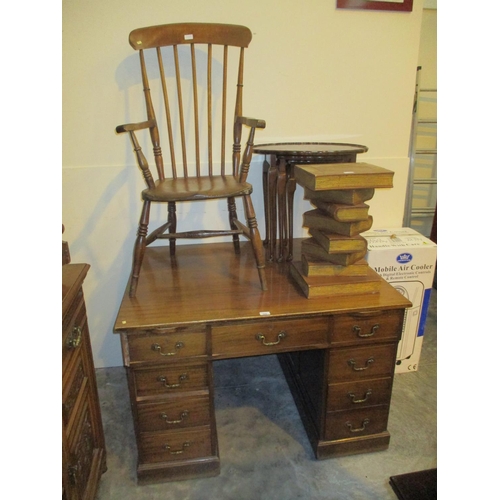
[
  {"xmin": 115, "ymin": 241, "xmax": 410, "ymax": 483},
  {"xmin": 63, "ymin": 264, "xmax": 106, "ymax": 499}
]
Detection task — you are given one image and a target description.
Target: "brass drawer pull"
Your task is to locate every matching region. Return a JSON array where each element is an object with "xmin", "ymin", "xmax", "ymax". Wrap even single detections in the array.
[
  {"xmin": 157, "ymin": 373, "xmax": 189, "ymax": 388},
  {"xmin": 165, "ymin": 442, "xmax": 190, "ymax": 455},
  {"xmin": 348, "ymin": 390, "xmax": 372, "ymax": 404},
  {"xmin": 66, "ymin": 326, "xmax": 83, "ymax": 349},
  {"xmin": 255, "ymin": 331, "xmax": 287, "ymax": 346},
  {"xmin": 352, "ymin": 324, "xmax": 379, "ymax": 338},
  {"xmin": 348, "ymin": 357, "xmax": 374, "ymax": 371},
  {"xmin": 160, "ymin": 411, "xmax": 189, "ymax": 425},
  {"xmin": 151, "ymin": 341, "xmax": 184, "ymax": 356},
  {"xmin": 346, "ymin": 418, "xmax": 370, "ymax": 433}
]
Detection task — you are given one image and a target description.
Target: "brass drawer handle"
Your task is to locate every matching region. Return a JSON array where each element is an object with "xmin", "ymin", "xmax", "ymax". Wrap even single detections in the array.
[
  {"xmin": 157, "ymin": 374, "xmax": 189, "ymax": 388},
  {"xmin": 165, "ymin": 442, "xmax": 190, "ymax": 455},
  {"xmin": 151, "ymin": 341, "xmax": 184, "ymax": 356},
  {"xmin": 347, "ymin": 357, "xmax": 374, "ymax": 371},
  {"xmin": 160, "ymin": 411, "xmax": 189, "ymax": 425},
  {"xmin": 255, "ymin": 331, "xmax": 287, "ymax": 346},
  {"xmin": 66, "ymin": 326, "xmax": 82, "ymax": 349},
  {"xmin": 348, "ymin": 390, "xmax": 372, "ymax": 404},
  {"xmin": 346, "ymin": 418, "xmax": 370, "ymax": 433},
  {"xmin": 352, "ymin": 324, "xmax": 379, "ymax": 338}
]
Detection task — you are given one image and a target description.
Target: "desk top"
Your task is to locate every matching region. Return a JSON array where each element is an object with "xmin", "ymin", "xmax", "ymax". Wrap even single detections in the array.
[
  {"xmin": 114, "ymin": 240, "xmax": 410, "ymax": 332},
  {"xmin": 253, "ymin": 142, "xmax": 368, "ymax": 157}
]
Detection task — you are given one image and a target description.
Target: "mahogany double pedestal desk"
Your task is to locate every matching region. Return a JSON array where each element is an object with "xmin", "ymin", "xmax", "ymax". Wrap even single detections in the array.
[{"xmin": 114, "ymin": 240, "xmax": 411, "ymax": 484}]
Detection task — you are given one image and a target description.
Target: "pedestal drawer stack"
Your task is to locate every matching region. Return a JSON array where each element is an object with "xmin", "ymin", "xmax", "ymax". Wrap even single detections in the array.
[
  {"xmin": 325, "ymin": 309, "xmax": 403, "ymax": 456},
  {"xmin": 280, "ymin": 308, "xmax": 404, "ymax": 458},
  {"xmin": 120, "ymin": 327, "xmax": 220, "ymax": 484}
]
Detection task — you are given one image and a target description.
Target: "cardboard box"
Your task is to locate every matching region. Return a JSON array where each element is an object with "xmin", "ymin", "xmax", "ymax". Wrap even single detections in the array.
[{"xmin": 363, "ymin": 228, "xmax": 437, "ymax": 373}]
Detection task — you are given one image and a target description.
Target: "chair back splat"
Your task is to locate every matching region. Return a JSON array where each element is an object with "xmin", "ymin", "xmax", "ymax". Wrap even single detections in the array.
[{"xmin": 116, "ymin": 23, "xmax": 268, "ymax": 297}]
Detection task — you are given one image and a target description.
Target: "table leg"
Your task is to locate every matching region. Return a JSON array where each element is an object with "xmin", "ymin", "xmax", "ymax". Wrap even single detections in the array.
[
  {"xmin": 267, "ymin": 156, "xmax": 278, "ymax": 261},
  {"xmin": 276, "ymin": 158, "xmax": 288, "ymax": 262},
  {"xmin": 286, "ymin": 164, "xmax": 297, "ymax": 262},
  {"xmin": 262, "ymin": 159, "xmax": 270, "ymax": 248}
]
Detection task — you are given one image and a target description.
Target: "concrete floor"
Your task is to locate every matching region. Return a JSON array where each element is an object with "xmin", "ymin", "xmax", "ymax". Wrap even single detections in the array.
[{"xmin": 95, "ymin": 289, "xmax": 437, "ymax": 500}]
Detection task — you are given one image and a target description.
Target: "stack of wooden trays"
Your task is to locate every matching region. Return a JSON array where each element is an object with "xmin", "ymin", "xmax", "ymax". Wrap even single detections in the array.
[{"xmin": 290, "ymin": 162, "xmax": 395, "ymax": 298}]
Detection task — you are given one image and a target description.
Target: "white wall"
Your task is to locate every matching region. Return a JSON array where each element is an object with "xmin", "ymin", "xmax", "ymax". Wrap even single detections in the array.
[
  {"xmin": 63, "ymin": 0, "xmax": 425, "ymax": 368},
  {"xmin": 418, "ymin": 7, "xmax": 437, "ymax": 89}
]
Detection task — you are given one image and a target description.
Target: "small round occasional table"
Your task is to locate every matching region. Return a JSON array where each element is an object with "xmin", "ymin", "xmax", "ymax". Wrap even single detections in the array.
[{"xmin": 253, "ymin": 142, "xmax": 368, "ymax": 262}]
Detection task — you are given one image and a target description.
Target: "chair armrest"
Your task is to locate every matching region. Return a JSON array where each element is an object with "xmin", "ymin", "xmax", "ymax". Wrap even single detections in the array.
[
  {"xmin": 235, "ymin": 116, "xmax": 266, "ymax": 129},
  {"xmin": 116, "ymin": 119, "xmax": 156, "ymax": 134},
  {"xmin": 116, "ymin": 120, "xmax": 157, "ymax": 189},
  {"xmin": 236, "ymin": 116, "xmax": 266, "ymax": 183}
]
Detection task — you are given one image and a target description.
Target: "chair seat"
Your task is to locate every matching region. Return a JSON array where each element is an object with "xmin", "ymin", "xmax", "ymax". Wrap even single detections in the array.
[{"xmin": 142, "ymin": 175, "xmax": 253, "ymax": 202}]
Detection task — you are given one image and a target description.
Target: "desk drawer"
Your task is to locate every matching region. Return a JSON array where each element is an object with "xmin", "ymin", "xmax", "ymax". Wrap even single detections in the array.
[
  {"xmin": 324, "ymin": 406, "xmax": 390, "ymax": 441},
  {"xmin": 331, "ymin": 310, "xmax": 403, "ymax": 346},
  {"xmin": 328, "ymin": 344, "xmax": 397, "ymax": 383},
  {"xmin": 327, "ymin": 377, "xmax": 392, "ymax": 412},
  {"xmin": 133, "ymin": 364, "xmax": 208, "ymax": 398},
  {"xmin": 127, "ymin": 329, "xmax": 207, "ymax": 364},
  {"xmin": 136, "ymin": 395, "xmax": 211, "ymax": 432},
  {"xmin": 139, "ymin": 426, "xmax": 213, "ymax": 464},
  {"xmin": 211, "ymin": 317, "xmax": 328, "ymax": 358}
]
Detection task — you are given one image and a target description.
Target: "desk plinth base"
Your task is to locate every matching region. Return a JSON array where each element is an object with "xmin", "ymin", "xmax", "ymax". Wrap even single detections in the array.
[
  {"xmin": 316, "ymin": 433, "xmax": 390, "ymax": 459},
  {"xmin": 137, "ymin": 457, "xmax": 220, "ymax": 485}
]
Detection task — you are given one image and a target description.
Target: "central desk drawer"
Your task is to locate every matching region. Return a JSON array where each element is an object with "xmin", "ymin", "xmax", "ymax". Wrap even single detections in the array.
[{"xmin": 211, "ymin": 317, "xmax": 329, "ymax": 358}]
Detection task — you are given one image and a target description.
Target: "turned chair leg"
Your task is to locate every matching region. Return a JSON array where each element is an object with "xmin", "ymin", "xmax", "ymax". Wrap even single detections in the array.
[
  {"xmin": 242, "ymin": 194, "xmax": 267, "ymax": 291},
  {"xmin": 129, "ymin": 200, "xmax": 151, "ymax": 298},
  {"xmin": 168, "ymin": 201, "xmax": 177, "ymax": 257},
  {"xmin": 228, "ymin": 197, "xmax": 240, "ymax": 254}
]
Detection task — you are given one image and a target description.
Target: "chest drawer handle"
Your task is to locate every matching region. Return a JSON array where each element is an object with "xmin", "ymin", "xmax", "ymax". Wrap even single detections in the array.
[
  {"xmin": 66, "ymin": 326, "xmax": 82, "ymax": 349},
  {"xmin": 157, "ymin": 374, "xmax": 189, "ymax": 388},
  {"xmin": 346, "ymin": 418, "xmax": 370, "ymax": 433},
  {"xmin": 151, "ymin": 341, "xmax": 184, "ymax": 356},
  {"xmin": 165, "ymin": 442, "xmax": 191, "ymax": 455},
  {"xmin": 348, "ymin": 390, "xmax": 372, "ymax": 404},
  {"xmin": 352, "ymin": 324, "xmax": 379, "ymax": 338},
  {"xmin": 160, "ymin": 410, "xmax": 189, "ymax": 425},
  {"xmin": 347, "ymin": 357, "xmax": 374, "ymax": 371},
  {"xmin": 255, "ymin": 331, "xmax": 287, "ymax": 346}
]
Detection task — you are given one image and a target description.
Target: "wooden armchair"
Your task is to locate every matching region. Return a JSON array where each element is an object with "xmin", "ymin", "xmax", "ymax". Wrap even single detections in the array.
[{"xmin": 116, "ymin": 23, "xmax": 268, "ymax": 297}]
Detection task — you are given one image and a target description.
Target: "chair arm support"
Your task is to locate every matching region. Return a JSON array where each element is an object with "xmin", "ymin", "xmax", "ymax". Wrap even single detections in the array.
[
  {"xmin": 116, "ymin": 119, "xmax": 156, "ymax": 134},
  {"xmin": 116, "ymin": 124, "xmax": 156, "ymax": 189},
  {"xmin": 235, "ymin": 116, "xmax": 266, "ymax": 129},
  {"xmin": 237, "ymin": 116, "xmax": 266, "ymax": 183}
]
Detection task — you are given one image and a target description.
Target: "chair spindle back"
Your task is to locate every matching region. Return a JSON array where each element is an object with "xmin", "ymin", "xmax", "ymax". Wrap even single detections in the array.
[{"xmin": 129, "ymin": 23, "xmax": 252, "ymax": 182}]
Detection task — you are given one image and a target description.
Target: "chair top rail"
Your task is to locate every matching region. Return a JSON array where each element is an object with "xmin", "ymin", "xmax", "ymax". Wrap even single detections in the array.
[{"xmin": 129, "ymin": 23, "xmax": 252, "ymax": 50}]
